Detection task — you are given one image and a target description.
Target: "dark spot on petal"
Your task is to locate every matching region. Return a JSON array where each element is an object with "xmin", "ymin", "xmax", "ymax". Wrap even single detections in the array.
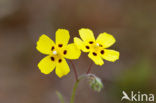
[
  {"xmin": 101, "ymin": 50, "xmax": 104, "ymax": 54},
  {"xmin": 63, "ymin": 50, "xmax": 67, "ymax": 55},
  {"xmin": 99, "ymin": 44, "xmax": 103, "ymax": 47},
  {"xmin": 58, "ymin": 59, "xmax": 62, "ymax": 63},
  {"xmin": 93, "ymin": 52, "xmax": 97, "ymax": 56},
  {"xmin": 89, "ymin": 41, "xmax": 94, "ymax": 44},
  {"xmin": 58, "ymin": 44, "xmax": 63, "ymax": 47},
  {"xmin": 51, "ymin": 46, "xmax": 55, "ymax": 50},
  {"xmin": 51, "ymin": 57, "xmax": 55, "ymax": 61},
  {"xmin": 86, "ymin": 46, "xmax": 90, "ymax": 49}
]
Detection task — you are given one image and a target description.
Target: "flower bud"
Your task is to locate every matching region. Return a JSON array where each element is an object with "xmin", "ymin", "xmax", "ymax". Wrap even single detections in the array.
[{"xmin": 88, "ymin": 74, "xmax": 103, "ymax": 92}]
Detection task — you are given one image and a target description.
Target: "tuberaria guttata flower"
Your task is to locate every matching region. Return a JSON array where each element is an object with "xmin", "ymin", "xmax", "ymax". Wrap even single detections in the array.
[
  {"xmin": 36, "ymin": 29, "xmax": 81, "ymax": 78},
  {"xmin": 74, "ymin": 28, "xmax": 119, "ymax": 66}
]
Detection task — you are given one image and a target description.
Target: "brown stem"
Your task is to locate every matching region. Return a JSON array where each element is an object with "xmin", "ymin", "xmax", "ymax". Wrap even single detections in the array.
[
  {"xmin": 86, "ymin": 61, "xmax": 93, "ymax": 74},
  {"xmin": 70, "ymin": 60, "xmax": 78, "ymax": 81}
]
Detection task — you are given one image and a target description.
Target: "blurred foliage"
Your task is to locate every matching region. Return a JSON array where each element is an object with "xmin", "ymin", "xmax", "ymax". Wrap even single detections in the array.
[
  {"xmin": 109, "ymin": 57, "xmax": 155, "ymax": 103},
  {"xmin": 56, "ymin": 91, "xmax": 65, "ymax": 103},
  {"xmin": 117, "ymin": 57, "xmax": 152, "ymax": 90}
]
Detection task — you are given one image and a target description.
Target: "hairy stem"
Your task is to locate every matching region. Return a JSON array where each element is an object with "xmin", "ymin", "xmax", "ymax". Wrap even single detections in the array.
[
  {"xmin": 70, "ymin": 61, "xmax": 94, "ymax": 103},
  {"xmin": 70, "ymin": 75, "xmax": 87, "ymax": 103},
  {"xmin": 70, "ymin": 60, "xmax": 78, "ymax": 81},
  {"xmin": 86, "ymin": 61, "xmax": 93, "ymax": 74},
  {"xmin": 70, "ymin": 80, "xmax": 79, "ymax": 103}
]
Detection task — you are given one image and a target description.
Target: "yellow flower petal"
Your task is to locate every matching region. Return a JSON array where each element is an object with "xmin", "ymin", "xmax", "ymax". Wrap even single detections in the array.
[
  {"xmin": 55, "ymin": 29, "xmax": 70, "ymax": 45},
  {"xmin": 38, "ymin": 56, "xmax": 56, "ymax": 74},
  {"xmin": 88, "ymin": 52, "xmax": 104, "ymax": 66},
  {"xmin": 101, "ymin": 49, "xmax": 119, "ymax": 62},
  {"xmin": 96, "ymin": 32, "xmax": 116, "ymax": 48},
  {"xmin": 64, "ymin": 43, "xmax": 81, "ymax": 59},
  {"xmin": 36, "ymin": 34, "xmax": 55, "ymax": 55},
  {"xmin": 79, "ymin": 28, "xmax": 95, "ymax": 42},
  {"xmin": 55, "ymin": 58, "xmax": 70, "ymax": 78},
  {"xmin": 74, "ymin": 37, "xmax": 89, "ymax": 52}
]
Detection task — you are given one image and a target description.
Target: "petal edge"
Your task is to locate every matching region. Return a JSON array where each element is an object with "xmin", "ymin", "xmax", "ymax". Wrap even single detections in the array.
[
  {"xmin": 101, "ymin": 49, "xmax": 119, "ymax": 62},
  {"xmin": 96, "ymin": 32, "xmax": 116, "ymax": 48},
  {"xmin": 79, "ymin": 28, "xmax": 95, "ymax": 42},
  {"xmin": 55, "ymin": 59, "xmax": 70, "ymax": 78},
  {"xmin": 55, "ymin": 29, "xmax": 70, "ymax": 45},
  {"xmin": 36, "ymin": 34, "xmax": 55, "ymax": 55},
  {"xmin": 38, "ymin": 56, "xmax": 56, "ymax": 74},
  {"xmin": 74, "ymin": 37, "xmax": 89, "ymax": 52},
  {"xmin": 64, "ymin": 43, "xmax": 81, "ymax": 59}
]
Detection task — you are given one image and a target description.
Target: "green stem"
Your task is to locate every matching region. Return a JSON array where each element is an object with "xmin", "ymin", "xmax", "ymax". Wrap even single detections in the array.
[
  {"xmin": 70, "ymin": 75, "xmax": 87, "ymax": 103},
  {"xmin": 70, "ymin": 80, "xmax": 79, "ymax": 103}
]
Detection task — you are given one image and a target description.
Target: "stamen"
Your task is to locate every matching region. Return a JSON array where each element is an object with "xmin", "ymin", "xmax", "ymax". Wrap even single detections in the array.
[{"xmin": 53, "ymin": 50, "xmax": 57, "ymax": 55}]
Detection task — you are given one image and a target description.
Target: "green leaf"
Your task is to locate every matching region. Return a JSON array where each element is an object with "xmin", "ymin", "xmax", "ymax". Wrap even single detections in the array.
[{"xmin": 56, "ymin": 91, "xmax": 65, "ymax": 103}]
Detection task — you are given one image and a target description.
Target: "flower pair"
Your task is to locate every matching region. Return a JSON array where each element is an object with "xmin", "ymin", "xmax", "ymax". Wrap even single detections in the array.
[{"xmin": 36, "ymin": 28, "xmax": 119, "ymax": 78}]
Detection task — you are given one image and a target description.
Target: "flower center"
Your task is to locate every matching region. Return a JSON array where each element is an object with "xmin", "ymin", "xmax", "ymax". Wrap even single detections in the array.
[
  {"xmin": 52, "ymin": 50, "xmax": 57, "ymax": 55},
  {"xmin": 93, "ymin": 43, "xmax": 100, "ymax": 49},
  {"xmin": 96, "ymin": 43, "xmax": 100, "ymax": 47}
]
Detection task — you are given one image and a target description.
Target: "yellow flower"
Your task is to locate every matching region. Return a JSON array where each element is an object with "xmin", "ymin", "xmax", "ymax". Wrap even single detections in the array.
[
  {"xmin": 74, "ymin": 28, "xmax": 119, "ymax": 66},
  {"xmin": 36, "ymin": 29, "xmax": 81, "ymax": 78}
]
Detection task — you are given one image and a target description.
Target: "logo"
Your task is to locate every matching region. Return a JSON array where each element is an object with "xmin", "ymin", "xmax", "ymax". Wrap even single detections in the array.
[{"xmin": 121, "ymin": 91, "xmax": 155, "ymax": 102}]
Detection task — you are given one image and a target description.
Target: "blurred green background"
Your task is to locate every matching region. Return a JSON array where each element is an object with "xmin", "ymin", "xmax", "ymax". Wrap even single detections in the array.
[{"xmin": 0, "ymin": 0, "xmax": 156, "ymax": 103}]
